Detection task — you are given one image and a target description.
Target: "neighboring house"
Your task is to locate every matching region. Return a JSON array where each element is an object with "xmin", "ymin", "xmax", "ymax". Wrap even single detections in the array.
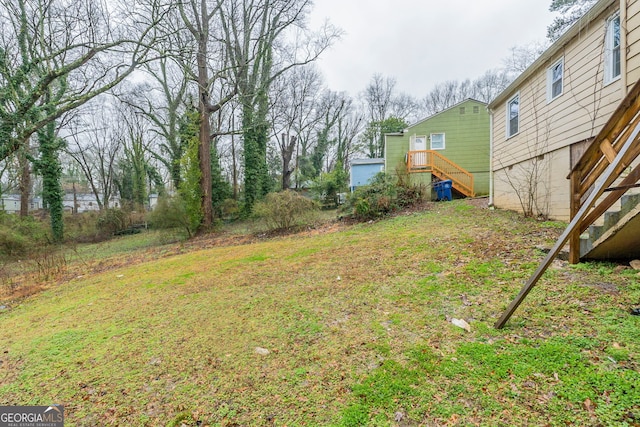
[
  {"xmin": 62, "ymin": 193, "xmax": 121, "ymax": 213},
  {"xmin": 488, "ymin": 0, "xmax": 640, "ymax": 220},
  {"xmin": 1, "ymin": 193, "xmax": 122, "ymax": 214},
  {"xmin": 349, "ymin": 158, "xmax": 385, "ymax": 191},
  {"xmin": 0, "ymin": 195, "xmax": 43, "ymax": 213},
  {"xmin": 385, "ymin": 99, "xmax": 490, "ymax": 198},
  {"xmin": 0, "ymin": 194, "xmax": 21, "ymax": 214}
]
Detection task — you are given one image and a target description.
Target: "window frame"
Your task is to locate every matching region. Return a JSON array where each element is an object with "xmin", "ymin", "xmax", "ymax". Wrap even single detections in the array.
[
  {"xmin": 506, "ymin": 93, "xmax": 520, "ymax": 138},
  {"xmin": 430, "ymin": 133, "xmax": 445, "ymax": 150},
  {"xmin": 604, "ymin": 12, "xmax": 621, "ymax": 85},
  {"xmin": 547, "ymin": 58, "xmax": 564, "ymax": 102}
]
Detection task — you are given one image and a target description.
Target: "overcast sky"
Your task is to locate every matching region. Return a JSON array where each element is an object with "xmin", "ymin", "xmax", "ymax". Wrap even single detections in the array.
[{"xmin": 308, "ymin": 0, "xmax": 557, "ymax": 97}]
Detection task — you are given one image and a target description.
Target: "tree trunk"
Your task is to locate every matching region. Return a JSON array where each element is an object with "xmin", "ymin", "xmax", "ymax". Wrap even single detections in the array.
[
  {"xmin": 281, "ymin": 134, "xmax": 296, "ymax": 190},
  {"xmin": 197, "ymin": 31, "xmax": 213, "ymax": 228},
  {"xmin": 38, "ymin": 115, "xmax": 65, "ymax": 243},
  {"xmin": 19, "ymin": 143, "xmax": 30, "ymax": 217},
  {"xmin": 231, "ymin": 119, "xmax": 238, "ymax": 200}
]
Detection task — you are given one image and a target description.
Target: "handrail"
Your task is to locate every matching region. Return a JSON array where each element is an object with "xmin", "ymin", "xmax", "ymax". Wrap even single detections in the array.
[
  {"xmin": 567, "ymin": 79, "xmax": 640, "ymax": 263},
  {"xmin": 406, "ymin": 150, "xmax": 475, "ymax": 197}
]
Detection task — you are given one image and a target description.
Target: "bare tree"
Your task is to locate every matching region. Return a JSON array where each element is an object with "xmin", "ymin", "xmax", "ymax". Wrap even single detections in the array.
[
  {"xmin": 472, "ymin": 69, "xmax": 513, "ymax": 104},
  {"xmin": 270, "ymin": 65, "xmax": 323, "ymax": 189},
  {"xmin": 547, "ymin": 0, "xmax": 598, "ymax": 41},
  {"xmin": 217, "ymin": 0, "xmax": 340, "ymax": 214},
  {"xmin": 332, "ymin": 98, "xmax": 365, "ymax": 171},
  {"xmin": 502, "ymin": 42, "xmax": 548, "ymax": 76},
  {"xmin": 177, "ymin": 0, "xmax": 238, "ymax": 227},
  {"xmin": 0, "ymin": 0, "xmax": 166, "ymax": 162},
  {"xmin": 65, "ymin": 102, "xmax": 123, "ymax": 211}
]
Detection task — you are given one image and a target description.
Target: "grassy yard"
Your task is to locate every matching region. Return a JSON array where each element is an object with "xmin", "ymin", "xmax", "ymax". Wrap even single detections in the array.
[{"xmin": 0, "ymin": 200, "xmax": 638, "ymax": 426}]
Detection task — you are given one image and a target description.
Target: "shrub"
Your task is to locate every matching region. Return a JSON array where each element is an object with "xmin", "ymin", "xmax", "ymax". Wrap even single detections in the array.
[
  {"xmin": 395, "ymin": 165, "xmax": 427, "ymax": 206},
  {"xmin": 341, "ymin": 173, "xmax": 398, "ymax": 221},
  {"xmin": 0, "ymin": 215, "xmax": 50, "ymax": 258},
  {"xmin": 147, "ymin": 195, "xmax": 197, "ymax": 237},
  {"xmin": 0, "ymin": 228, "xmax": 30, "ymax": 257},
  {"xmin": 221, "ymin": 198, "xmax": 240, "ymax": 220},
  {"xmin": 254, "ymin": 190, "xmax": 319, "ymax": 231},
  {"xmin": 310, "ymin": 167, "xmax": 348, "ymax": 209},
  {"xmin": 96, "ymin": 209, "xmax": 127, "ymax": 235},
  {"xmin": 64, "ymin": 211, "xmax": 115, "ymax": 243},
  {"xmin": 341, "ymin": 171, "xmax": 426, "ymax": 221}
]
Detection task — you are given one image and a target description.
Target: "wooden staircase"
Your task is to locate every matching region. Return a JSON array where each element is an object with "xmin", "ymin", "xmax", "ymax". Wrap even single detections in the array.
[
  {"xmin": 406, "ymin": 150, "xmax": 475, "ymax": 197},
  {"xmin": 568, "ymin": 79, "xmax": 640, "ymax": 263},
  {"xmin": 579, "ymin": 193, "xmax": 640, "ymax": 259},
  {"xmin": 495, "ymin": 79, "xmax": 640, "ymax": 328}
]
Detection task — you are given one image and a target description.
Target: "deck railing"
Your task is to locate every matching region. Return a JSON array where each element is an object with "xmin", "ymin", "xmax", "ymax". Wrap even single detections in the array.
[{"xmin": 406, "ymin": 150, "xmax": 475, "ymax": 197}]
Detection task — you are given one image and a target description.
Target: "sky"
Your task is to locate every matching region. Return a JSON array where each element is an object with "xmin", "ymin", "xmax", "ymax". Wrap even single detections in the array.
[{"xmin": 307, "ymin": 0, "xmax": 557, "ymax": 97}]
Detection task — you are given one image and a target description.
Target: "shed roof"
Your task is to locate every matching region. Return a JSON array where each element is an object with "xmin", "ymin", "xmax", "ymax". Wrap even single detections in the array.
[{"xmin": 350, "ymin": 158, "xmax": 385, "ymax": 166}]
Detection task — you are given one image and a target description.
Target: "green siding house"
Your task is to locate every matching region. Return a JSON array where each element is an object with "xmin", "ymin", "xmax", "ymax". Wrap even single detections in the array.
[{"xmin": 384, "ymin": 99, "xmax": 490, "ymax": 198}]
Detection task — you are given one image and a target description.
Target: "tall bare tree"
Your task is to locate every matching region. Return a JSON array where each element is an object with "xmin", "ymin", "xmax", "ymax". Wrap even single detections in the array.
[
  {"xmin": 270, "ymin": 65, "xmax": 323, "ymax": 189},
  {"xmin": 361, "ymin": 74, "xmax": 415, "ymax": 158},
  {"xmin": 178, "ymin": 0, "xmax": 237, "ymax": 228},
  {"xmin": 218, "ymin": 0, "xmax": 339, "ymax": 214},
  {"xmin": 0, "ymin": 0, "xmax": 165, "ymax": 162},
  {"xmin": 66, "ymin": 103, "xmax": 123, "ymax": 211}
]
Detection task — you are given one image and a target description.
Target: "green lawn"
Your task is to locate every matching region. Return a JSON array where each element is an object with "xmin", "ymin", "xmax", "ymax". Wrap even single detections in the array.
[{"xmin": 0, "ymin": 201, "xmax": 638, "ymax": 426}]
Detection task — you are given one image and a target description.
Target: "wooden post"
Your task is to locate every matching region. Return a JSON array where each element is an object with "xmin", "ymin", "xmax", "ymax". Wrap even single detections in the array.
[{"xmin": 569, "ymin": 170, "xmax": 582, "ymax": 264}]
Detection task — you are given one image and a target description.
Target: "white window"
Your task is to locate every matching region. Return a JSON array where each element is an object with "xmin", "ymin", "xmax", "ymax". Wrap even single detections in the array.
[
  {"xmin": 506, "ymin": 94, "xmax": 519, "ymax": 138},
  {"xmin": 547, "ymin": 58, "xmax": 563, "ymax": 101},
  {"xmin": 430, "ymin": 133, "xmax": 445, "ymax": 150},
  {"xmin": 605, "ymin": 12, "xmax": 621, "ymax": 84}
]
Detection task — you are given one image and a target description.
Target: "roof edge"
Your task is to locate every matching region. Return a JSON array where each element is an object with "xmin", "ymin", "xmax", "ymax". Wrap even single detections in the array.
[
  {"xmin": 408, "ymin": 98, "xmax": 488, "ymax": 129},
  {"xmin": 488, "ymin": 0, "xmax": 616, "ymax": 110}
]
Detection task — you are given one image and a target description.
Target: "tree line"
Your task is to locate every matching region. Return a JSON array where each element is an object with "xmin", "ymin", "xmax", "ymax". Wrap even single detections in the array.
[{"xmin": 0, "ymin": 0, "xmax": 591, "ymax": 241}]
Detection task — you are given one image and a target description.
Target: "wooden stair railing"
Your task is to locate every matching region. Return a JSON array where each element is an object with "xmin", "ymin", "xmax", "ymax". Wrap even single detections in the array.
[
  {"xmin": 406, "ymin": 150, "xmax": 475, "ymax": 197},
  {"xmin": 495, "ymin": 79, "xmax": 640, "ymax": 328},
  {"xmin": 568, "ymin": 80, "xmax": 640, "ymax": 264}
]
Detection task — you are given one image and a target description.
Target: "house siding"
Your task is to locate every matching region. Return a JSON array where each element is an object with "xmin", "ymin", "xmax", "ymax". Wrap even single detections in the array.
[
  {"xmin": 626, "ymin": 0, "xmax": 640, "ymax": 86},
  {"xmin": 350, "ymin": 161, "xmax": 385, "ymax": 190},
  {"xmin": 490, "ymin": 0, "xmax": 640, "ymax": 220},
  {"xmin": 386, "ymin": 99, "xmax": 490, "ymax": 196},
  {"xmin": 385, "ymin": 134, "xmax": 434, "ymax": 195}
]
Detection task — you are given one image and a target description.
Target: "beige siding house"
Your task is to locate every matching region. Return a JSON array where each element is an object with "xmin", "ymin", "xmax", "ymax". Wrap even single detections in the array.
[{"xmin": 488, "ymin": 0, "xmax": 640, "ymax": 220}]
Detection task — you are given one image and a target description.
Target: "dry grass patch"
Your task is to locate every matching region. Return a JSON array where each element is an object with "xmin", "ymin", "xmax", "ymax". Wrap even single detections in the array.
[{"xmin": 0, "ymin": 200, "xmax": 638, "ymax": 426}]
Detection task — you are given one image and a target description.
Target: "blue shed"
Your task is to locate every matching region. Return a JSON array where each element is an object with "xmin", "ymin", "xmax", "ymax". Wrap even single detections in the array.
[{"xmin": 350, "ymin": 158, "xmax": 385, "ymax": 191}]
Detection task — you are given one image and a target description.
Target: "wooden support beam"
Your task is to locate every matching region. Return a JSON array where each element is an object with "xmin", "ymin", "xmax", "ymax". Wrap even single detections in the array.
[
  {"xmin": 600, "ymin": 139, "xmax": 618, "ymax": 163},
  {"xmin": 580, "ymin": 113, "xmax": 640, "ymax": 195},
  {"xmin": 573, "ymin": 83, "xmax": 640, "ymax": 177},
  {"xmin": 604, "ymin": 182, "xmax": 640, "ymax": 192},
  {"xmin": 495, "ymin": 120, "xmax": 640, "ymax": 329},
  {"xmin": 569, "ymin": 170, "xmax": 582, "ymax": 264},
  {"xmin": 580, "ymin": 162, "xmax": 640, "ymax": 233}
]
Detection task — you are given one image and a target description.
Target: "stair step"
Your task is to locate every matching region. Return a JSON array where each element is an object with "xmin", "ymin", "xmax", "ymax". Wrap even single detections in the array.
[
  {"xmin": 580, "ymin": 236, "xmax": 592, "ymax": 256},
  {"xmin": 588, "ymin": 224, "xmax": 604, "ymax": 242},
  {"xmin": 604, "ymin": 211, "xmax": 621, "ymax": 229},
  {"xmin": 582, "ymin": 192, "xmax": 640, "ymax": 259},
  {"xmin": 620, "ymin": 193, "xmax": 640, "ymax": 216}
]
